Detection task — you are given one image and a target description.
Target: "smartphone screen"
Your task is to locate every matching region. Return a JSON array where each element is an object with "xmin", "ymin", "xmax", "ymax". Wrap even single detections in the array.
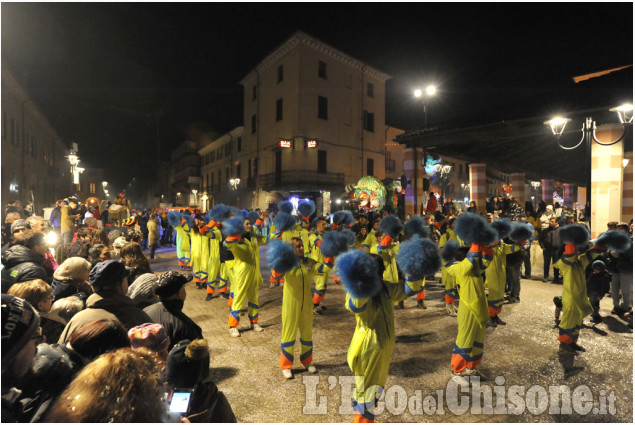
[{"xmin": 169, "ymin": 390, "xmax": 192, "ymax": 413}]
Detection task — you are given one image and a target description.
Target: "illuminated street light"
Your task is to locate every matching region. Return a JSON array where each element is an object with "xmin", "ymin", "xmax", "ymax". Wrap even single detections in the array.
[
  {"xmin": 544, "ymin": 104, "xmax": 633, "ymax": 231},
  {"xmin": 413, "ymin": 85, "xmax": 437, "ymax": 128}
]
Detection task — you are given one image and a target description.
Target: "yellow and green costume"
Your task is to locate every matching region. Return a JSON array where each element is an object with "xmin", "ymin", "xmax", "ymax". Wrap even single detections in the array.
[
  {"xmin": 439, "ymin": 228, "xmax": 464, "ymax": 304},
  {"xmin": 484, "ymin": 241, "xmax": 521, "ymax": 316}
]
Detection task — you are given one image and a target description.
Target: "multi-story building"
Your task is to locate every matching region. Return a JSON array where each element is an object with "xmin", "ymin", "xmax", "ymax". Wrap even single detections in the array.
[
  {"xmin": 238, "ymin": 31, "xmax": 392, "ymax": 214},
  {"xmin": 1, "ymin": 65, "xmax": 72, "ymax": 214},
  {"xmin": 73, "ymin": 167, "xmax": 106, "ymax": 205},
  {"xmin": 168, "ymin": 140, "xmax": 202, "ymax": 207}
]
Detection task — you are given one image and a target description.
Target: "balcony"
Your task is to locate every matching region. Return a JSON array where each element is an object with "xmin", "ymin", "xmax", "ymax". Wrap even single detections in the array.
[
  {"xmin": 385, "ymin": 159, "xmax": 396, "ymax": 173},
  {"xmin": 260, "ymin": 170, "xmax": 345, "ymax": 191}
]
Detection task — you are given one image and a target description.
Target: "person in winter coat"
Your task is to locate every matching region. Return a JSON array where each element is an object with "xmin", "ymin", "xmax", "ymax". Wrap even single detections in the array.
[
  {"xmin": 58, "ymin": 260, "xmax": 151, "ymax": 342},
  {"xmin": 587, "ymin": 260, "xmax": 612, "ymax": 323},
  {"xmin": 607, "ymin": 223, "xmax": 633, "ymax": 316},
  {"xmin": 49, "ymin": 200, "xmax": 64, "ymax": 235},
  {"xmin": 60, "ymin": 198, "xmax": 80, "ymax": 244},
  {"xmin": 7, "ymin": 279, "xmax": 66, "ymax": 344},
  {"xmin": 147, "ymin": 213, "xmax": 161, "ymax": 260},
  {"xmin": 165, "ymin": 339, "xmax": 237, "ymax": 423},
  {"xmin": 1, "ymin": 230, "xmax": 51, "ymax": 291},
  {"xmin": 50, "ymin": 256, "xmax": 93, "ymax": 301},
  {"xmin": 426, "ymin": 192, "xmax": 438, "ymax": 213},
  {"xmin": 119, "ymin": 242, "xmax": 152, "ymax": 284},
  {"xmin": 144, "ymin": 271, "xmax": 202, "ymax": 350},
  {"xmin": 539, "ymin": 216, "xmax": 562, "ymax": 283},
  {"xmin": 337, "ymin": 251, "xmax": 424, "ymax": 423},
  {"xmin": 271, "ymin": 237, "xmax": 331, "ymax": 379},
  {"xmin": 107, "ymin": 196, "xmax": 130, "ymax": 226}
]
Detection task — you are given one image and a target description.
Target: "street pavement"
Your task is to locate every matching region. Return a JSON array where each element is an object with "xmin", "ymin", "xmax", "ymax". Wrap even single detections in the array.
[{"xmin": 149, "ymin": 245, "xmax": 633, "ymax": 423}]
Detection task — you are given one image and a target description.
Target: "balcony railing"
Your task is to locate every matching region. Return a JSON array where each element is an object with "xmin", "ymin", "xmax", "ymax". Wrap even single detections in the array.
[{"xmin": 260, "ymin": 170, "xmax": 345, "ymax": 191}]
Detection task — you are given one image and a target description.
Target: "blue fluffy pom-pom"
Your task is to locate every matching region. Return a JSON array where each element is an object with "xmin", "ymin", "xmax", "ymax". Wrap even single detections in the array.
[
  {"xmin": 266, "ymin": 239, "xmax": 299, "ymax": 273},
  {"xmin": 321, "ymin": 231, "xmax": 350, "ymax": 257},
  {"xmin": 558, "ymin": 224, "xmax": 590, "ymax": 247},
  {"xmin": 278, "ymin": 201, "xmax": 294, "ymax": 214},
  {"xmin": 221, "ymin": 216, "xmax": 246, "ymax": 237},
  {"xmin": 297, "ymin": 200, "xmax": 316, "ymax": 217},
  {"xmin": 341, "ymin": 229, "xmax": 356, "ymax": 247},
  {"xmin": 596, "ymin": 230, "xmax": 632, "ymax": 253},
  {"xmin": 167, "ymin": 211, "xmax": 181, "ymax": 227},
  {"xmin": 440, "ymin": 240, "xmax": 461, "ymax": 262},
  {"xmin": 379, "ymin": 214, "xmax": 403, "ymax": 238},
  {"xmin": 332, "ymin": 210, "xmax": 354, "ymax": 226},
  {"xmin": 209, "ymin": 204, "xmax": 233, "ymax": 222},
  {"xmin": 247, "ymin": 211, "xmax": 261, "ymax": 226},
  {"xmin": 274, "ymin": 212, "xmax": 296, "ymax": 232},
  {"xmin": 404, "ymin": 215, "xmax": 430, "ymax": 240},
  {"xmin": 396, "ymin": 236, "xmax": 442, "ymax": 279},
  {"xmin": 491, "ymin": 219, "xmax": 512, "ymax": 240},
  {"xmin": 335, "ymin": 250, "xmax": 382, "ymax": 299},
  {"xmin": 454, "ymin": 213, "xmax": 497, "ymax": 245},
  {"xmin": 182, "ymin": 213, "xmax": 194, "ymax": 228},
  {"xmin": 241, "ymin": 209, "xmax": 248, "ymax": 218},
  {"xmin": 509, "ymin": 222, "xmax": 534, "ymax": 242}
]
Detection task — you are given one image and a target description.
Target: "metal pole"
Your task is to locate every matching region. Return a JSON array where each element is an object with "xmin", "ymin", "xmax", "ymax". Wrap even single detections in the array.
[{"xmin": 585, "ymin": 117, "xmax": 593, "ymax": 233}]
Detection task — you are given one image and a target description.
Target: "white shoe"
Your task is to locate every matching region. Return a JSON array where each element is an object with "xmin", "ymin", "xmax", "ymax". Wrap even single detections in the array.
[
  {"xmin": 251, "ymin": 323, "xmax": 264, "ymax": 332},
  {"xmin": 229, "ymin": 327, "xmax": 240, "ymax": 338},
  {"xmin": 304, "ymin": 364, "xmax": 317, "ymax": 374},
  {"xmin": 282, "ymin": 369, "xmax": 293, "ymax": 379}
]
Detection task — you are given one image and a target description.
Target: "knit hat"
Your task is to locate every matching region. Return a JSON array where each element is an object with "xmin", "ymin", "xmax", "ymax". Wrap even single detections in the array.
[
  {"xmin": 53, "ymin": 257, "xmax": 92, "ymax": 281},
  {"xmin": 155, "ymin": 271, "xmax": 192, "ymax": 298},
  {"xmin": 11, "ymin": 219, "xmax": 30, "ymax": 234},
  {"xmin": 592, "ymin": 260, "xmax": 606, "ymax": 271},
  {"xmin": 128, "ymin": 273, "xmax": 159, "ymax": 305},
  {"xmin": 2, "ymin": 294, "xmax": 41, "ymax": 367},
  {"xmin": 128, "ymin": 323, "xmax": 170, "ymax": 352},
  {"xmin": 89, "ymin": 260, "xmax": 129, "ymax": 292},
  {"xmin": 166, "ymin": 339, "xmax": 210, "ymax": 388}
]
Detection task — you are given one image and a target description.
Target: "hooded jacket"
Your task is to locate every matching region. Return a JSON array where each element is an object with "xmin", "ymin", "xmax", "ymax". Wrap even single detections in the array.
[
  {"xmin": 1, "ymin": 244, "xmax": 51, "ymax": 285},
  {"xmin": 107, "ymin": 204, "xmax": 129, "ymax": 226},
  {"xmin": 144, "ymin": 299, "xmax": 203, "ymax": 351}
]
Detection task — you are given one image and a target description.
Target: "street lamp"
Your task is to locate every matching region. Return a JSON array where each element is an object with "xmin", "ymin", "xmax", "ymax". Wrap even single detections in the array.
[
  {"xmin": 229, "ymin": 178, "xmax": 240, "ymax": 207},
  {"xmin": 544, "ymin": 104, "xmax": 633, "ymax": 230},
  {"xmin": 414, "ymin": 85, "xmax": 437, "ymax": 128},
  {"xmin": 192, "ymin": 189, "xmax": 198, "ymax": 207},
  {"xmin": 530, "ymin": 181, "xmax": 541, "ymax": 210}
]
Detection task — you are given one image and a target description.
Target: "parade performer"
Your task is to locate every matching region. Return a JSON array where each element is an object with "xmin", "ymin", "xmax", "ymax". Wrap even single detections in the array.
[
  {"xmin": 168, "ymin": 211, "xmax": 191, "ymax": 268},
  {"xmin": 268, "ymin": 210, "xmax": 298, "ymax": 289},
  {"xmin": 447, "ymin": 213, "xmax": 497, "ymax": 379},
  {"xmin": 361, "ymin": 219, "xmax": 380, "ymax": 252},
  {"xmin": 439, "ymin": 217, "xmax": 464, "ymax": 314},
  {"xmin": 484, "ymin": 220, "xmax": 529, "ymax": 326},
  {"xmin": 338, "ymin": 240, "xmax": 438, "ymax": 423},
  {"xmin": 199, "ymin": 204, "xmax": 232, "ymax": 300},
  {"xmin": 371, "ymin": 215, "xmax": 403, "ymax": 285},
  {"xmin": 297, "ymin": 200, "xmax": 316, "ymax": 256},
  {"xmin": 269, "ymin": 237, "xmax": 332, "ymax": 379},
  {"xmin": 185, "ymin": 214, "xmax": 210, "ymax": 289},
  {"xmin": 223, "ymin": 215, "xmax": 266, "ymax": 337},
  {"xmin": 308, "ymin": 216, "xmax": 329, "ymax": 313},
  {"xmin": 553, "ymin": 227, "xmax": 629, "ymax": 351},
  {"xmin": 404, "ymin": 215, "xmax": 431, "ymax": 309}
]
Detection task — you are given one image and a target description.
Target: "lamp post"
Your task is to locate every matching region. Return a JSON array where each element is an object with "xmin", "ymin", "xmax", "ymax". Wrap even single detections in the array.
[
  {"xmin": 460, "ymin": 182, "xmax": 471, "ymax": 206},
  {"xmin": 530, "ymin": 181, "xmax": 540, "ymax": 210},
  {"xmin": 414, "ymin": 85, "xmax": 437, "ymax": 128},
  {"xmin": 229, "ymin": 178, "xmax": 240, "ymax": 207},
  {"xmin": 192, "ymin": 189, "xmax": 198, "ymax": 208},
  {"xmin": 544, "ymin": 104, "xmax": 633, "ymax": 231}
]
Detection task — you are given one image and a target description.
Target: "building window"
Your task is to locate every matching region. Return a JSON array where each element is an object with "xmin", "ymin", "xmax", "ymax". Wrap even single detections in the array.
[
  {"xmin": 277, "ymin": 65, "xmax": 283, "ymax": 83},
  {"xmin": 367, "ymin": 158, "xmax": 374, "ymax": 176},
  {"xmin": 363, "ymin": 110, "xmax": 375, "ymax": 132},
  {"xmin": 318, "ymin": 96, "xmax": 328, "ymax": 120},
  {"xmin": 217, "ymin": 147, "xmax": 223, "ymax": 160},
  {"xmin": 225, "ymin": 143, "xmax": 231, "ymax": 157},
  {"xmin": 237, "ymin": 137, "xmax": 242, "ymax": 152},
  {"xmin": 251, "ymin": 114, "xmax": 257, "ymax": 134},
  {"xmin": 211, "ymin": 173, "xmax": 214, "ymax": 189},
  {"xmin": 89, "ymin": 182, "xmax": 96, "ymax": 194},
  {"xmin": 76, "ymin": 183, "xmax": 81, "ymax": 192},
  {"xmin": 367, "ymin": 82, "xmax": 374, "ymax": 98},
  {"xmin": 276, "ymin": 98, "xmax": 283, "ymax": 121},
  {"xmin": 236, "ymin": 163, "xmax": 241, "ymax": 179},
  {"xmin": 318, "ymin": 150, "xmax": 327, "ymax": 174},
  {"xmin": 218, "ymin": 170, "xmax": 222, "ymax": 189},
  {"xmin": 226, "ymin": 167, "xmax": 230, "ymax": 181},
  {"xmin": 318, "ymin": 60, "xmax": 327, "ymax": 79},
  {"xmin": 252, "ymin": 85, "xmax": 257, "ymax": 100}
]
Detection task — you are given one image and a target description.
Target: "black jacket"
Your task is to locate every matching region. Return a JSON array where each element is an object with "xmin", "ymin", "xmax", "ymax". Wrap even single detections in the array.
[
  {"xmin": 51, "ymin": 278, "xmax": 92, "ymax": 302},
  {"xmin": 539, "ymin": 226, "xmax": 562, "ymax": 251},
  {"xmin": 1, "ymin": 245, "xmax": 51, "ymax": 287},
  {"xmin": 587, "ymin": 271, "xmax": 611, "ymax": 296},
  {"xmin": 144, "ymin": 299, "xmax": 203, "ymax": 350}
]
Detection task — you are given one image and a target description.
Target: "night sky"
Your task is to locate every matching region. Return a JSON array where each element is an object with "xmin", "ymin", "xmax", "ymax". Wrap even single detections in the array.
[{"xmin": 2, "ymin": 3, "xmax": 632, "ymax": 193}]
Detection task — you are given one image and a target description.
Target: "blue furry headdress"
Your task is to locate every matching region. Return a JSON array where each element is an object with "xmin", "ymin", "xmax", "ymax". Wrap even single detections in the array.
[
  {"xmin": 454, "ymin": 213, "xmax": 497, "ymax": 245},
  {"xmin": 241, "ymin": 209, "xmax": 248, "ymax": 218},
  {"xmin": 558, "ymin": 224, "xmax": 590, "ymax": 247},
  {"xmin": 247, "ymin": 211, "xmax": 261, "ymax": 226},
  {"xmin": 332, "ymin": 210, "xmax": 354, "ymax": 227},
  {"xmin": 182, "ymin": 213, "xmax": 194, "ymax": 228},
  {"xmin": 167, "ymin": 210, "xmax": 181, "ymax": 228},
  {"xmin": 274, "ymin": 212, "xmax": 296, "ymax": 232},
  {"xmin": 509, "ymin": 222, "xmax": 534, "ymax": 242},
  {"xmin": 404, "ymin": 215, "xmax": 430, "ymax": 240},
  {"xmin": 440, "ymin": 240, "xmax": 461, "ymax": 262},
  {"xmin": 221, "ymin": 216, "xmax": 246, "ymax": 237},
  {"xmin": 297, "ymin": 200, "xmax": 316, "ymax": 217},
  {"xmin": 335, "ymin": 250, "xmax": 382, "ymax": 299},
  {"xmin": 396, "ymin": 236, "xmax": 442, "ymax": 280},
  {"xmin": 491, "ymin": 219, "xmax": 512, "ymax": 240},
  {"xmin": 321, "ymin": 231, "xmax": 350, "ymax": 257},
  {"xmin": 596, "ymin": 230, "xmax": 631, "ymax": 253},
  {"xmin": 209, "ymin": 204, "xmax": 233, "ymax": 222},
  {"xmin": 379, "ymin": 214, "xmax": 403, "ymax": 238},
  {"xmin": 266, "ymin": 239, "xmax": 299, "ymax": 273},
  {"xmin": 341, "ymin": 229, "xmax": 356, "ymax": 247},
  {"xmin": 278, "ymin": 201, "xmax": 294, "ymax": 214}
]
